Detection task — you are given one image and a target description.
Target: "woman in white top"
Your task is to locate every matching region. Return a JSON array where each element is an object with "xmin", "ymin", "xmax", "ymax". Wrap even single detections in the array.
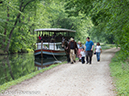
[{"xmin": 95, "ymin": 42, "xmax": 102, "ymax": 62}]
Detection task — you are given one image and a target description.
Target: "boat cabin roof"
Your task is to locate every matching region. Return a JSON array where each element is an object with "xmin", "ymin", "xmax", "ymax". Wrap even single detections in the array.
[{"xmin": 34, "ymin": 28, "xmax": 76, "ymax": 33}]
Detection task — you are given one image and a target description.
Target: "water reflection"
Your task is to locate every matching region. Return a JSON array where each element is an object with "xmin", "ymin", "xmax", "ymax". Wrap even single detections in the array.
[
  {"xmin": 35, "ymin": 57, "xmax": 62, "ymax": 70},
  {"xmin": 0, "ymin": 53, "xmax": 66, "ymax": 85}
]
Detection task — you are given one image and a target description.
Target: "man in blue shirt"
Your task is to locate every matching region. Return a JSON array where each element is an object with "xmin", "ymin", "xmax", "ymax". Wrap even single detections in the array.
[{"xmin": 85, "ymin": 37, "xmax": 94, "ymax": 64}]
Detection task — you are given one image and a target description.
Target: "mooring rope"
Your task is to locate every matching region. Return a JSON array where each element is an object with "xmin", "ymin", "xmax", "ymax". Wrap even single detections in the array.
[{"xmin": 50, "ymin": 50, "xmax": 62, "ymax": 63}]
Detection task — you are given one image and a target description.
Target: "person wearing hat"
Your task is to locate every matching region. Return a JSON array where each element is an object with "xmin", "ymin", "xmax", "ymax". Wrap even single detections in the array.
[
  {"xmin": 67, "ymin": 38, "xmax": 78, "ymax": 64},
  {"xmin": 85, "ymin": 37, "xmax": 94, "ymax": 64}
]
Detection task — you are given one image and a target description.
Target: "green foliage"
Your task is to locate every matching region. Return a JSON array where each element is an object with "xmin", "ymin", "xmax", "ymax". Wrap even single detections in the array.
[
  {"xmin": 0, "ymin": 0, "xmax": 90, "ymax": 53},
  {"xmin": 110, "ymin": 52, "xmax": 129, "ymax": 96},
  {"xmin": 100, "ymin": 44, "xmax": 116, "ymax": 50},
  {"xmin": 65, "ymin": 0, "xmax": 129, "ymax": 61},
  {"xmin": 1, "ymin": 0, "xmax": 128, "ymax": 61}
]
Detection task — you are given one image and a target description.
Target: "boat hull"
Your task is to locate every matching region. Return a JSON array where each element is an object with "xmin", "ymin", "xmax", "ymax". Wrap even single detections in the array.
[{"xmin": 34, "ymin": 49, "xmax": 66, "ymax": 58}]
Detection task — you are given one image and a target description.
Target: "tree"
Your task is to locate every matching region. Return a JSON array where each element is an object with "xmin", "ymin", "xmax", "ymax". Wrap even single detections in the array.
[{"xmin": 65, "ymin": 0, "xmax": 129, "ymax": 60}]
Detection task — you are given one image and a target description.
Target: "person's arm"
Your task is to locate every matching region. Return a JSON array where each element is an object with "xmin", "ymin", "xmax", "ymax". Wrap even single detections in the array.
[
  {"xmin": 100, "ymin": 46, "xmax": 102, "ymax": 53},
  {"xmin": 91, "ymin": 45, "xmax": 94, "ymax": 51},
  {"xmin": 80, "ymin": 51, "xmax": 81, "ymax": 56},
  {"xmin": 100, "ymin": 49, "xmax": 102, "ymax": 53},
  {"xmin": 94, "ymin": 48, "xmax": 96, "ymax": 53},
  {"xmin": 91, "ymin": 41, "xmax": 94, "ymax": 51},
  {"xmin": 84, "ymin": 43, "xmax": 86, "ymax": 51},
  {"xmin": 75, "ymin": 42, "xmax": 78, "ymax": 50}
]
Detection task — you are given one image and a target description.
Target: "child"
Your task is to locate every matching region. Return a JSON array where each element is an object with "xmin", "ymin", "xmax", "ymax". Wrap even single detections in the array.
[
  {"xmin": 94, "ymin": 42, "xmax": 102, "ymax": 62},
  {"xmin": 80, "ymin": 48, "xmax": 85, "ymax": 64}
]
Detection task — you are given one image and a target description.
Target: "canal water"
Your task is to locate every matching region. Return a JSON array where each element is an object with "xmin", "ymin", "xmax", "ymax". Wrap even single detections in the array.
[{"xmin": 0, "ymin": 53, "xmax": 66, "ymax": 85}]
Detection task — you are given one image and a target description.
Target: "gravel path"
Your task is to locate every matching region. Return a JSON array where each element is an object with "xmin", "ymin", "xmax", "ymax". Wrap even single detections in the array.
[{"xmin": 1, "ymin": 48, "xmax": 119, "ymax": 96}]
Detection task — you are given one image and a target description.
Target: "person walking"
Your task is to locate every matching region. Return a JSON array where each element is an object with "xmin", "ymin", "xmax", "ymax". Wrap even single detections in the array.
[
  {"xmin": 77, "ymin": 41, "xmax": 84, "ymax": 62},
  {"xmin": 94, "ymin": 42, "xmax": 102, "ymax": 62},
  {"xmin": 80, "ymin": 48, "xmax": 85, "ymax": 64},
  {"xmin": 85, "ymin": 37, "xmax": 94, "ymax": 64},
  {"xmin": 68, "ymin": 38, "xmax": 78, "ymax": 64}
]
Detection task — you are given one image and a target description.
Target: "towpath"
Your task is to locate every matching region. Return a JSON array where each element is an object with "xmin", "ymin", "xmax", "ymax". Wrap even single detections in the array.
[{"xmin": 1, "ymin": 48, "xmax": 119, "ymax": 96}]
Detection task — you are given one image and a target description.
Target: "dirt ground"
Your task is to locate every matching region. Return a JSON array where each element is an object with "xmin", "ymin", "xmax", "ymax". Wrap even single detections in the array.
[{"xmin": 1, "ymin": 48, "xmax": 120, "ymax": 96}]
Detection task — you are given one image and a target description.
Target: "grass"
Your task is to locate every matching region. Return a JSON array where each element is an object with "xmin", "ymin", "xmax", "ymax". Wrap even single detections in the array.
[
  {"xmin": 109, "ymin": 52, "xmax": 129, "ymax": 96},
  {"xmin": 0, "ymin": 61, "xmax": 67, "ymax": 93}
]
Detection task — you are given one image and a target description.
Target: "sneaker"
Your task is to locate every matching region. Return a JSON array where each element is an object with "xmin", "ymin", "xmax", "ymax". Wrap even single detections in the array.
[
  {"xmin": 86, "ymin": 62, "xmax": 88, "ymax": 64},
  {"xmin": 71, "ymin": 62, "xmax": 73, "ymax": 64}
]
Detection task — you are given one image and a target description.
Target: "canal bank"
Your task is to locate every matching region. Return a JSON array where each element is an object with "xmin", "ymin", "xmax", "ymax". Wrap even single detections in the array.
[
  {"xmin": 1, "ymin": 48, "xmax": 120, "ymax": 96},
  {"xmin": 0, "ymin": 53, "xmax": 67, "ymax": 92}
]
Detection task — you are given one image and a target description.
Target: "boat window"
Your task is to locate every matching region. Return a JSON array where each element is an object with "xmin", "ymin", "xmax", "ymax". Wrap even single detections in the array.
[{"xmin": 56, "ymin": 44, "xmax": 64, "ymax": 50}]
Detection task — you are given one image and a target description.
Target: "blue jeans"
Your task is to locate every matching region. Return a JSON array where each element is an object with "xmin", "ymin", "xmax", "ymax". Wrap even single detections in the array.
[
  {"xmin": 96, "ymin": 52, "xmax": 100, "ymax": 61},
  {"xmin": 81, "ymin": 57, "xmax": 85, "ymax": 64}
]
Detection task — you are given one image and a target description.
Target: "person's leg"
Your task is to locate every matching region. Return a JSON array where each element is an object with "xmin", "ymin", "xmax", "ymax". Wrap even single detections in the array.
[
  {"xmin": 83, "ymin": 57, "xmax": 85, "ymax": 63},
  {"xmin": 89, "ymin": 57, "xmax": 92, "ymax": 64},
  {"xmin": 82, "ymin": 57, "xmax": 85, "ymax": 64},
  {"xmin": 96, "ymin": 52, "xmax": 99, "ymax": 61},
  {"xmin": 73, "ymin": 50, "xmax": 76, "ymax": 62},
  {"xmin": 89, "ymin": 51, "xmax": 93, "ymax": 64},
  {"xmin": 86, "ymin": 51, "xmax": 88, "ymax": 64},
  {"xmin": 77, "ymin": 50, "xmax": 79, "ymax": 60},
  {"xmin": 86, "ymin": 56, "xmax": 88, "ymax": 64},
  {"xmin": 81, "ymin": 57, "xmax": 84, "ymax": 64},
  {"xmin": 78, "ymin": 49, "xmax": 81, "ymax": 61},
  {"xmin": 98, "ymin": 52, "xmax": 100, "ymax": 61},
  {"xmin": 70, "ymin": 49, "xmax": 73, "ymax": 63}
]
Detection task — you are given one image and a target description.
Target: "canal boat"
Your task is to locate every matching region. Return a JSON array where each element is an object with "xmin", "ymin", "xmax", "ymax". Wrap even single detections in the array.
[{"xmin": 34, "ymin": 28, "xmax": 76, "ymax": 58}]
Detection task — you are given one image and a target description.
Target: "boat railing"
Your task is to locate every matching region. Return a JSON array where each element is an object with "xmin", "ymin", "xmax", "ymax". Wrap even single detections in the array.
[{"xmin": 36, "ymin": 42, "xmax": 64, "ymax": 51}]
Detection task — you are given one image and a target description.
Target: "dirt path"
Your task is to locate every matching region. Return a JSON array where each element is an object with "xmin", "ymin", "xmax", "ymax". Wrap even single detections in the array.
[{"xmin": 1, "ymin": 48, "xmax": 119, "ymax": 96}]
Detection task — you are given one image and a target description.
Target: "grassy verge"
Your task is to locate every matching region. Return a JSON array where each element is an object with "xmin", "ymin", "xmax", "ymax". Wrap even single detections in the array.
[
  {"xmin": 109, "ymin": 52, "xmax": 129, "ymax": 96},
  {"xmin": 0, "ymin": 61, "xmax": 67, "ymax": 93}
]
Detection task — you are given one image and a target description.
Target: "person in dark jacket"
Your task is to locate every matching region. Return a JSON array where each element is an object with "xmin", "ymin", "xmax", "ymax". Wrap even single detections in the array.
[{"xmin": 67, "ymin": 38, "xmax": 78, "ymax": 64}]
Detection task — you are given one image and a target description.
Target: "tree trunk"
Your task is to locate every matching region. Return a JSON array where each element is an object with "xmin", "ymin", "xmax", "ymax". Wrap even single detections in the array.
[
  {"xmin": 7, "ymin": 55, "xmax": 14, "ymax": 80},
  {"xmin": 5, "ymin": 0, "xmax": 23, "ymax": 53},
  {"xmin": 5, "ymin": 13, "xmax": 21, "ymax": 53},
  {"xmin": 5, "ymin": 0, "xmax": 35, "ymax": 53}
]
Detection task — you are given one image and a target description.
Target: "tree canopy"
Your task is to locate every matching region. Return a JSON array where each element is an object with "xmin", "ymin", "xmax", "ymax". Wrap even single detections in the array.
[
  {"xmin": 65, "ymin": 0, "xmax": 129, "ymax": 60},
  {"xmin": 0, "ymin": 0, "xmax": 128, "ymax": 60}
]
